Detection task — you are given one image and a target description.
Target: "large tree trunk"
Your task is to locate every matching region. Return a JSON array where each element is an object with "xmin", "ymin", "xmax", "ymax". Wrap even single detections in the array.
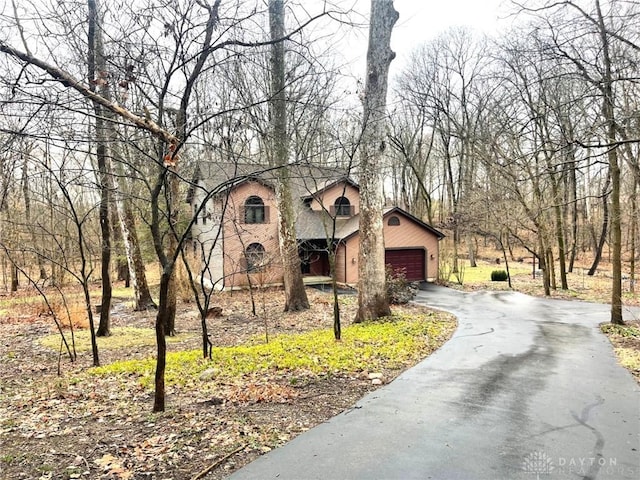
[
  {"xmin": 355, "ymin": 0, "xmax": 398, "ymax": 323},
  {"xmin": 593, "ymin": 0, "xmax": 622, "ymax": 324},
  {"xmin": 88, "ymin": 0, "xmax": 112, "ymax": 337},
  {"xmin": 268, "ymin": 0, "xmax": 309, "ymax": 312}
]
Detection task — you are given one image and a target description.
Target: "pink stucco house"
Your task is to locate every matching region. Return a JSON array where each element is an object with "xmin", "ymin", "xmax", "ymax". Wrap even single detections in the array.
[{"xmin": 187, "ymin": 163, "xmax": 444, "ymax": 290}]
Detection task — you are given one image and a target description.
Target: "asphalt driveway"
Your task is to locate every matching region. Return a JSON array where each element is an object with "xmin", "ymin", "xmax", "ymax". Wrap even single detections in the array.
[{"xmin": 230, "ymin": 285, "xmax": 640, "ymax": 480}]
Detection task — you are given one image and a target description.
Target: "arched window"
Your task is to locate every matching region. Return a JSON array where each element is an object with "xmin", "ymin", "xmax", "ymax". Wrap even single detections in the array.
[
  {"xmin": 388, "ymin": 216, "xmax": 400, "ymax": 226},
  {"xmin": 244, "ymin": 196, "xmax": 265, "ymax": 224},
  {"xmin": 334, "ymin": 196, "xmax": 351, "ymax": 216},
  {"xmin": 245, "ymin": 243, "xmax": 265, "ymax": 272}
]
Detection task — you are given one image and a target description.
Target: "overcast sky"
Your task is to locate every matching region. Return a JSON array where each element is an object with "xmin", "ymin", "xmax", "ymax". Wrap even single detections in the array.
[{"xmin": 337, "ymin": 0, "xmax": 512, "ymax": 84}]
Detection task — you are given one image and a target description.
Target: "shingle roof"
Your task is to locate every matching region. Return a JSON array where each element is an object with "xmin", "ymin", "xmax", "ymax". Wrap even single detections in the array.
[{"xmin": 193, "ymin": 161, "xmax": 353, "ymax": 199}]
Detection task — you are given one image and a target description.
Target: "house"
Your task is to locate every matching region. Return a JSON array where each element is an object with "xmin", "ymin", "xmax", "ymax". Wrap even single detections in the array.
[{"xmin": 187, "ymin": 162, "xmax": 444, "ymax": 290}]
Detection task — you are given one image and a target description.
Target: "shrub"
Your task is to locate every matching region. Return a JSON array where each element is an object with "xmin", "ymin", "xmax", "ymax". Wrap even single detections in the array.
[
  {"xmin": 386, "ymin": 266, "xmax": 418, "ymax": 304},
  {"xmin": 491, "ymin": 270, "xmax": 508, "ymax": 282}
]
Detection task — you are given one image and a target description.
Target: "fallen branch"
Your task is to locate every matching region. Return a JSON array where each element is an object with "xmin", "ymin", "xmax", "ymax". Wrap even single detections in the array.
[{"xmin": 190, "ymin": 444, "xmax": 246, "ymax": 480}]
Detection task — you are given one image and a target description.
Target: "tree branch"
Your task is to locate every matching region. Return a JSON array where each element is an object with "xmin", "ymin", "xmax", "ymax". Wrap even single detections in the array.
[{"xmin": 0, "ymin": 40, "xmax": 178, "ymax": 145}]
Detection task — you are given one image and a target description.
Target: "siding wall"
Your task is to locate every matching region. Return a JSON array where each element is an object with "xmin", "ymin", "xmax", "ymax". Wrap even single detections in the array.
[
  {"xmin": 340, "ymin": 211, "xmax": 441, "ymax": 284},
  {"xmin": 309, "ymin": 183, "xmax": 360, "ymax": 214},
  {"xmin": 221, "ymin": 181, "xmax": 283, "ymax": 288},
  {"xmin": 384, "ymin": 213, "xmax": 440, "ymax": 281},
  {"xmin": 190, "ymin": 181, "xmax": 225, "ymax": 287}
]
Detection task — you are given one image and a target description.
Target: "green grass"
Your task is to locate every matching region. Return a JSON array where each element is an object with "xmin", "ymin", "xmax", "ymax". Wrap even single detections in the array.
[
  {"xmin": 91, "ymin": 313, "xmax": 454, "ymax": 388},
  {"xmin": 39, "ymin": 327, "xmax": 193, "ymax": 353},
  {"xmin": 459, "ymin": 261, "xmax": 530, "ymax": 283}
]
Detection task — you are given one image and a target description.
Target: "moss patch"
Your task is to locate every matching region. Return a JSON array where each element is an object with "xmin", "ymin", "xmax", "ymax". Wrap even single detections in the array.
[{"xmin": 91, "ymin": 313, "xmax": 455, "ymax": 388}]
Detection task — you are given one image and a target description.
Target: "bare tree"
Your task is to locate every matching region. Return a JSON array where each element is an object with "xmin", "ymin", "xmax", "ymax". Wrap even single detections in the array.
[
  {"xmin": 513, "ymin": 0, "xmax": 639, "ymax": 322},
  {"xmin": 88, "ymin": 0, "xmax": 113, "ymax": 337},
  {"xmin": 268, "ymin": 0, "xmax": 309, "ymax": 311},
  {"xmin": 355, "ymin": 0, "xmax": 397, "ymax": 322}
]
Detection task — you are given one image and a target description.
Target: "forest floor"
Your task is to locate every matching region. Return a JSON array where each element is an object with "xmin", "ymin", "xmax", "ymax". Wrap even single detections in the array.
[
  {"xmin": 1, "ymin": 251, "xmax": 638, "ymax": 479},
  {"xmin": 0, "ymin": 285, "xmax": 456, "ymax": 480}
]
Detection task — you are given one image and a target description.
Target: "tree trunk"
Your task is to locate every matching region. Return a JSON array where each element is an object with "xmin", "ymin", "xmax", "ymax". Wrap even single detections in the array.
[
  {"xmin": 95, "ymin": 138, "xmax": 112, "ymax": 337},
  {"xmin": 88, "ymin": 0, "xmax": 111, "ymax": 337},
  {"xmin": 593, "ymin": 0, "xmax": 622, "ymax": 324},
  {"xmin": 538, "ymin": 238, "xmax": 551, "ymax": 296},
  {"xmin": 10, "ymin": 262, "xmax": 18, "ymax": 292},
  {"xmin": 567, "ymin": 159, "xmax": 578, "ymax": 273},
  {"xmin": 355, "ymin": 0, "xmax": 398, "ymax": 323},
  {"xmin": 164, "ymin": 173, "xmax": 180, "ymax": 336},
  {"xmin": 268, "ymin": 0, "xmax": 309, "ymax": 312},
  {"xmin": 111, "ymin": 139, "xmax": 156, "ymax": 310},
  {"xmin": 547, "ymin": 246, "xmax": 556, "ymax": 291},
  {"xmin": 153, "ymin": 269, "xmax": 170, "ymax": 412},
  {"xmin": 552, "ymin": 181, "xmax": 568, "ymax": 289},
  {"xmin": 110, "ymin": 206, "xmax": 128, "ymax": 283},
  {"xmin": 630, "ymin": 177, "xmax": 637, "ymax": 294},
  {"xmin": 588, "ymin": 171, "xmax": 611, "ymax": 276},
  {"xmin": 117, "ymin": 194, "xmax": 156, "ymax": 310},
  {"xmin": 466, "ymin": 233, "xmax": 477, "ymax": 268},
  {"xmin": 22, "ymin": 156, "xmax": 47, "ymax": 281}
]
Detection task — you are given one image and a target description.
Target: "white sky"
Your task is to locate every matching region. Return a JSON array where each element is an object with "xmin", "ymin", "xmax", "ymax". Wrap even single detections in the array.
[{"xmin": 339, "ymin": 0, "xmax": 511, "ymax": 81}]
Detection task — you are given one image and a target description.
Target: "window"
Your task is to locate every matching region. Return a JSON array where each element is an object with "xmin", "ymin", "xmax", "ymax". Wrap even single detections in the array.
[
  {"xmin": 245, "ymin": 243, "xmax": 265, "ymax": 272},
  {"xmin": 388, "ymin": 216, "xmax": 400, "ymax": 226},
  {"xmin": 244, "ymin": 196, "xmax": 265, "ymax": 224},
  {"xmin": 333, "ymin": 196, "xmax": 351, "ymax": 216}
]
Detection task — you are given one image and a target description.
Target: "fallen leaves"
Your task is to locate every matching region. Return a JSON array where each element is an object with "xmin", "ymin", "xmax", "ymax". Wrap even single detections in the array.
[
  {"xmin": 95, "ymin": 454, "xmax": 134, "ymax": 479},
  {"xmin": 0, "ymin": 287, "xmax": 456, "ymax": 479},
  {"xmin": 225, "ymin": 382, "xmax": 299, "ymax": 404}
]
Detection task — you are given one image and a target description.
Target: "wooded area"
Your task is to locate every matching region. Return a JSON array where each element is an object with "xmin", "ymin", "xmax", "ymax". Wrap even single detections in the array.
[{"xmin": 0, "ymin": 0, "xmax": 638, "ymax": 413}]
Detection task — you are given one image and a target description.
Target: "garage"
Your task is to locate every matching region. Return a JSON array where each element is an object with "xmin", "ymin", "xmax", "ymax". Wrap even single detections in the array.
[{"xmin": 385, "ymin": 248, "xmax": 426, "ymax": 282}]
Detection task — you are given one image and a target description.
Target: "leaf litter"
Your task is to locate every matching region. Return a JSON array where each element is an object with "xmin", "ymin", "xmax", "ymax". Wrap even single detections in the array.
[{"xmin": 0, "ymin": 287, "xmax": 455, "ymax": 479}]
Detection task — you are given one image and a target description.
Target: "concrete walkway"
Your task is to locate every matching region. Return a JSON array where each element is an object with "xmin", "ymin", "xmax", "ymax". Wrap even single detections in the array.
[{"xmin": 230, "ymin": 286, "xmax": 640, "ymax": 480}]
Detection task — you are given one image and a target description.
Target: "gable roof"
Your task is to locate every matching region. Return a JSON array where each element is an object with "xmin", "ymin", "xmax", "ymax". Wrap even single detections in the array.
[
  {"xmin": 335, "ymin": 207, "xmax": 445, "ymax": 243},
  {"xmin": 384, "ymin": 207, "xmax": 446, "ymax": 239},
  {"xmin": 300, "ymin": 176, "xmax": 360, "ymax": 201},
  {"xmin": 297, "ymin": 206, "xmax": 444, "ymax": 242}
]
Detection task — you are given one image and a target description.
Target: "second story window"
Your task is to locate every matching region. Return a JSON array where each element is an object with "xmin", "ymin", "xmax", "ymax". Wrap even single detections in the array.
[
  {"xmin": 333, "ymin": 196, "xmax": 352, "ymax": 216},
  {"xmin": 244, "ymin": 196, "xmax": 266, "ymax": 224}
]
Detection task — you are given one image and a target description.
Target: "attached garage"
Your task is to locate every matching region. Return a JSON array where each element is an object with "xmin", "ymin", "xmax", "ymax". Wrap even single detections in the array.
[{"xmin": 385, "ymin": 248, "xmax": 426, "ymax": 282}]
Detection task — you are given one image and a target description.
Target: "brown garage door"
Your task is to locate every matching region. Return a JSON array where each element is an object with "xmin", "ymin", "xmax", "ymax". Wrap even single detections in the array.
[{"xmin": 385, "ymin": 249, "xmax": 425, "ymax": 281}]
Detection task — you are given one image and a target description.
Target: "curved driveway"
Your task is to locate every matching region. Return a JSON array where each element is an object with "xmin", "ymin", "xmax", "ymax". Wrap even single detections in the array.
[{"xmin": 231, "ymin": 286, "xmax": 640, "ymax": 480}]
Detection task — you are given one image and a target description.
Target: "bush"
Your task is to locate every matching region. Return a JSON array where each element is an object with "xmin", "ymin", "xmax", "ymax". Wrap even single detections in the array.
[
  {"xmin": 491, "ymin": 270, "xmax": 508, "ymax": 282},
  {"xmin": 386, "ymin": 266, "xmax": 418, "ymax": 304}
]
